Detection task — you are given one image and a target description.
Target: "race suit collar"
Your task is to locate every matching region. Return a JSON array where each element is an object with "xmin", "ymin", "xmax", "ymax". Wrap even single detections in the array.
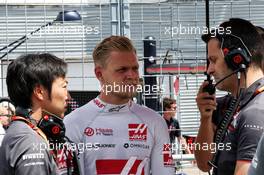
[{"xmin": 93, "ymin": 96, "xmax": 132, "ymax": 113}]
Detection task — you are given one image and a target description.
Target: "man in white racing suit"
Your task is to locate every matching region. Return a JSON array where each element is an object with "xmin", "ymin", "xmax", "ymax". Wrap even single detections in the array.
[{"xmin": 64, "ymin": 36, "xmax": 174, "ymax": 175}]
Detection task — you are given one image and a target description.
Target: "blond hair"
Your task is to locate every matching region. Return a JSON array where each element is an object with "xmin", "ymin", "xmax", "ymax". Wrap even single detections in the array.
[{"xmin": 93, "ymin": 36, "xmax": 136, "ymax": 67}]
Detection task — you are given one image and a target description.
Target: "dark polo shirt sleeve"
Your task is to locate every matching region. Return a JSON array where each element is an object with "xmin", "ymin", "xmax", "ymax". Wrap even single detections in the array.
[{"xmin": 236, "ymin": 95, "xmax": 264, "ymax": 161}]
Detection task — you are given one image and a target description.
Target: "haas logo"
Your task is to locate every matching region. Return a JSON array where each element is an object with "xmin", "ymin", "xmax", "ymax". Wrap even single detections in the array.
[
  {"xmin": 128, "ymin": 124, "xmax": 147, "ymax": 141},
  {"xmin": 84, "ymin": 127, "xmax": 95, "ymax": 136}
]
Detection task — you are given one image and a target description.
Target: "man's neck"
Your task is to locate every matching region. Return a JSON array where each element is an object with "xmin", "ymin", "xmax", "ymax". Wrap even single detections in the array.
[
  {"xmin": 30, "ymin": 107, "xmax": 42, "ymax": 124},
  {"xmin": 229, "ymin": 67, "xmax": 263, "ymax": 97},
  {"xmin": 245, "ymin": 66, "xmax": 263, "ymax": 88},
  {"xmin": 163, "ymin": 114, "xmax": 172, "ymax": 121}
]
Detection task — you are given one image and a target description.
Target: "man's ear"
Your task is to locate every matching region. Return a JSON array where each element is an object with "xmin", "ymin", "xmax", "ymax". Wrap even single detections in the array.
[
  {"xmin": 95, "ymin": 66, "xmax": 104, "ymax": 82},
  {"xmin": 33, "ymin": 85, "xmax": 46, "ymax": 101}
]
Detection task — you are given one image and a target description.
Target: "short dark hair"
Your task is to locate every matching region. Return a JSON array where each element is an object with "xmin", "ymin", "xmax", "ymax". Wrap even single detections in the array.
[
  {"xmin": 202, "ymin": 18, "xmax": 264, "ymax": 70},
  {"xmin": 6, "ymin": 53, "xmax": 67, "ymax": 108},
  {"xmin": 162, "ymin": 97, "xmax": 176, "ymax": 111}
]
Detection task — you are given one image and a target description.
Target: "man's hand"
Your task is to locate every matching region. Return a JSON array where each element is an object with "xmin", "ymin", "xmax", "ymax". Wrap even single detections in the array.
[
  {"xmin": 196, "ymin": 81, "xmax": 217, "ymax": 120},
  {"xmin": 195, "ymin": 81, "xmax": 217, "ymax": 172}
]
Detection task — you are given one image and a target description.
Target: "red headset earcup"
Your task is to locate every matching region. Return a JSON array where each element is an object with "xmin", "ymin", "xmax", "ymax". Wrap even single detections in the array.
[{"xmin": 224, "ymin": 48, "xmax": 250, "ymax": 70}]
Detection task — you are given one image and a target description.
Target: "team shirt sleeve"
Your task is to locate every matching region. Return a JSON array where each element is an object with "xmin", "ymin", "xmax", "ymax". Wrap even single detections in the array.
[
  {"xmin": 236, "ymin": 108, "xmax": 264, "ymax": 161},
  {"xmin": 9, "ymin": 135, "xmax": 57, "ymax": 175}
]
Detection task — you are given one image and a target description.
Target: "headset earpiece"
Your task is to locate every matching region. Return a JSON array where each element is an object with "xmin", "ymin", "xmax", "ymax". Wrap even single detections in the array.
[
  {"xmin": 220, "ymin": 33, "xmax": 252, "ymax": 71},
  {"xmin": 13, "ymin": 107, "xmax": 66, "ymax": 144},
  {"xmin": 224, "ymin": 47, "xmax": 250, "ymax": 70},
  {"xmin": 37, "ymin": 112, "xmax": 66, "ymax": 144}
]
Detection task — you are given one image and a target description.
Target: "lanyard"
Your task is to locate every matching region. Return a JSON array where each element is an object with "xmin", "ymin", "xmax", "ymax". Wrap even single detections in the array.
[{"xmin": 253, "ymin": 86, "xmax": 264, "ymax": 97}]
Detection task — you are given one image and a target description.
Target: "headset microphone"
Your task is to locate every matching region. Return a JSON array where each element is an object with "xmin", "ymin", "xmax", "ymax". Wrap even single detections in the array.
[{"xmin": 203, "ymin": 64, "xmax": 246, "ymax": 95}]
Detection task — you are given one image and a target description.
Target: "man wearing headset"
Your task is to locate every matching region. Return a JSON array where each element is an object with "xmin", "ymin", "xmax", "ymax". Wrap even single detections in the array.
[
  {"xmin": 0, "ymin": 53, "xmax": 70, "ymax": 174},
  {"xmin": 194, "ymin": 18, "xmax": 264, "ymax": 175}
]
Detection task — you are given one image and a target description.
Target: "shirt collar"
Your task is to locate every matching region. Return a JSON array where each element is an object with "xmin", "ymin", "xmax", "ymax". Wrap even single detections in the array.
[
  {"xmin": 93, "ymin": 96, "xmax": 131, "ymax": 113},
  {"xmin": 240, "ymin": 77, "xmax": 264, "ymax": 108}
]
